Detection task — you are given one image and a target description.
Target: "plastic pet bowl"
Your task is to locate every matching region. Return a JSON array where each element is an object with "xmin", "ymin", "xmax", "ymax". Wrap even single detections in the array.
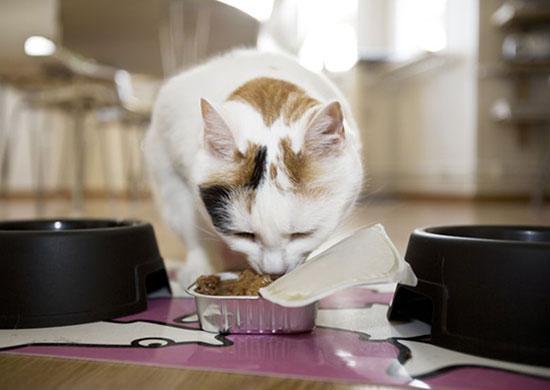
[
  {"xmin": 388, "ymin": 225, "xmax": 550, "ymax": 367},
  {"xmin": 0, "ymin": 219, "xmax": 170, "ymax": 329}
]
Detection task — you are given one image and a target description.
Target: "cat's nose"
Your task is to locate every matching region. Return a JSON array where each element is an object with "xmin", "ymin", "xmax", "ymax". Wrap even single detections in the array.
[{"xmin": 260, "ymin": 250, "xmax": 285, "ymax": 275}]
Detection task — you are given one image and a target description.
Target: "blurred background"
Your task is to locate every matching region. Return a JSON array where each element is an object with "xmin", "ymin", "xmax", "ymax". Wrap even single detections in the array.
[{"xmin": 0, "ymin": 0, "xmax": 548, "ymax": 257}]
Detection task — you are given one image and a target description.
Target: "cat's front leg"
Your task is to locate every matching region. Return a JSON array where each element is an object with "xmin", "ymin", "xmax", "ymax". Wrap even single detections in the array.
[
  {"xmin": 154, "ymin": 175, "xmax": 223, "ymax": 289},
  {"xmin": 144, "ymin": 132, "xmax": 222, "ymax": 289},
  {"xmin": 176, "ymin": 215, "xmax": 224, "ymax": 290}
]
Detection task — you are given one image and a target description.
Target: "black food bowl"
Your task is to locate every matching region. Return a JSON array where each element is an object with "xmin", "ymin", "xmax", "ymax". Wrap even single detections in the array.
[
  {"xmin": 388, "ymin": 225, "xmax": 550, "ymax": 367},
  {"xmin": 0, "ymin": 219, "xmax": 170, "ymax": 329}
]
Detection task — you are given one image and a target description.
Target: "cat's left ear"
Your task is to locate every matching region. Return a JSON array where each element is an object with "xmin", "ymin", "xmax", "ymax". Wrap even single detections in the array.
[
  {"xmin": 304, "ymin": 101, "xmax": 345, "ymax": 155},
  {"xmin": 200, "ymin": 98, "xmax": 236, "ymax": 160}
]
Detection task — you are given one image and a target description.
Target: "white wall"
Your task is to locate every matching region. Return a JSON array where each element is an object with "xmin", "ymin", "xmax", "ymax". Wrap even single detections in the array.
[
  {"xmin": 356, "ymin": 0, "xmax": 479, "ymax": 196},
  {"xmin": 357, "ymin": 0, "xmax": 393, "ymax": 60}
]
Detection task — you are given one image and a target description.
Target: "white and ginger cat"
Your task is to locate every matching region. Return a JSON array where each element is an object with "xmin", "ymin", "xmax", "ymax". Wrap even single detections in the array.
[{"xmin": 144, "ymin": 49, "xmax": 363, "ymax": 288}]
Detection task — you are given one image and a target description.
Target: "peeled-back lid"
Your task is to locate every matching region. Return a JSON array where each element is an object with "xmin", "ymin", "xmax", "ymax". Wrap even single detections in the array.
[{"xmin": 260, "ymin": 224, "xmax": 417, "ymax": 307}]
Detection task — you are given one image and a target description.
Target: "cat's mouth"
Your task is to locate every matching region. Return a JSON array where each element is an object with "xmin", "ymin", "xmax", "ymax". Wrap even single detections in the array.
[
  {"xmin": 246, "ymin": 253, "xmax": 309, "ymax": 276},
  {"xmin": 249, "ymin": 263, "xmax": 297, "ymax": 277}
]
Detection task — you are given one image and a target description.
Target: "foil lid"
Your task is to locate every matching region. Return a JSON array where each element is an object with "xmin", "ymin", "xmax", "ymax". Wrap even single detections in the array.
[{"xmin": 260, "ymin": 224, "xmax": 417, "ymax": 307}]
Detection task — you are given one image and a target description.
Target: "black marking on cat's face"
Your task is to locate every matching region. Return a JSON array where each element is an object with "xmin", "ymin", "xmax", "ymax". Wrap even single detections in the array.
[
  {"xmin": 246, "ymin": 146, "xmax": 267, "ymax": 190},
  {"xmin": 199, "ymin": 185, "xmax": 232, "ymax": 233},
  {"xmin": 199, "ymin": 146, "xmax": 266, "ymax": 232}
]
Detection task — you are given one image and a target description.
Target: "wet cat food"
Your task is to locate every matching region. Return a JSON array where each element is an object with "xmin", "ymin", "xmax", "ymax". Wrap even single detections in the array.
[{"xmin": 195, "ymin": 270, "xmax": 273, "ymax": 296}]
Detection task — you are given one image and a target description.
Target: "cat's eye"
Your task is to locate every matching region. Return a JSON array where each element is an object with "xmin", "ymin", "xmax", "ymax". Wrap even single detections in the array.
[
  {"xmin": 233, "ymin": 231, "xmax": 256, "ymax": 241},
  {"xmin": 290, "ymin": 231, "xmax": 314, "ymax": 240}
]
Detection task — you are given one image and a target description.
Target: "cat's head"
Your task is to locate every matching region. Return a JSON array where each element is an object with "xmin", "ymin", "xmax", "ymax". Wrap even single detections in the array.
[{"xmin": 194, "ymin": 81, "xmax": 362, "ymax": 275}]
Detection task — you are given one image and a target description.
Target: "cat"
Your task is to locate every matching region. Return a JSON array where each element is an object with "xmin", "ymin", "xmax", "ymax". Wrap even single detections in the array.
[{"xmin": 144, "ymin": 49, "xmax": 363, "ymax": 289}]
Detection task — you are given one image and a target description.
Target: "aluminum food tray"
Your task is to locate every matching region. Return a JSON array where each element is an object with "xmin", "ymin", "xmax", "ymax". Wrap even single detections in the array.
[{"xmin": 187, "ymin": 273, "xmax": 317, "ymax": 334}]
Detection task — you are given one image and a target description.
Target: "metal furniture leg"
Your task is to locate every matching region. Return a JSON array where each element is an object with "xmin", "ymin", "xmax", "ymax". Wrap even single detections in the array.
[
  {"xmin": 72, "ymin": 103, "xmax": 86, "ymax": 211},
  {"xmin": 128, "ymin": 124, "xmax": 138, "ymax": 200},
  {"xmin": 135, "ymin": 124, "xmax": 149, "ymax": 196},
  {"xmin": 0, "ymin": 84, "xmax": 7, "ymax": 197},
  {"xmin": 532, "ymin": 127, "xmax": 550, "ymax": 209},
  {"xmin": 0, "ymin": 101, "xmax": 23, "ymax": 198},
  {"xmin": 96, "ymin": 117, "xmax": 115, "ymax": 202},
  {"xmin": 30, "ymin": 109, "xmax": 46, "ymax": 215}
]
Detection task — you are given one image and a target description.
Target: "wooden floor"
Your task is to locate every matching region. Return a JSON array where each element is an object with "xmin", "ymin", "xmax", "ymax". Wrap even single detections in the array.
[
  {"xmin": 0, "ymin": 354, "xmax": 380, "ymax": 390},
  {"xmin": 0, "ymin": 197, "xmax": 548, "ymax": 389}
]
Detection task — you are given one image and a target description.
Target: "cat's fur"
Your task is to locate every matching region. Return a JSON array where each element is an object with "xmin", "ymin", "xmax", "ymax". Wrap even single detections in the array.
[{"xmin": 144, "ymin": 49, "xmax": 363, "ymax": 288}]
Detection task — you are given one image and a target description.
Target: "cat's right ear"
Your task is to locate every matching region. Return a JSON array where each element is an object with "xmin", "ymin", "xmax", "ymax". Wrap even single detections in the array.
[
  {"xmin": 303, "ymin": 101, "xmax": 345, "ymax": 155},
  {"xmin": 200, "ymin": 98, "xmax": 236, "ymax": 160}
]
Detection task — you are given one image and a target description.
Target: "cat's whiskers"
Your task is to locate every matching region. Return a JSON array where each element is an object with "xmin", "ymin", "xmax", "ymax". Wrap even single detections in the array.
[
  {"xmin": 191, "ymin": 223, "xmax": 218, "ymax": 239},
  {"xmin": 198, "ymin": 237, "xmax": 222, "ymax": 243}
]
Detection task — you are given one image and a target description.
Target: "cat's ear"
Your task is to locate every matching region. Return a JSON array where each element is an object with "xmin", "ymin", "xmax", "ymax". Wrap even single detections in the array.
[
  {"xmin": 304, "ymin": 101, "xmax": 345, "ymax": 155},
  {"xmin": 200, "ymin": 98, "xmax": 236, "ymax": 160}
]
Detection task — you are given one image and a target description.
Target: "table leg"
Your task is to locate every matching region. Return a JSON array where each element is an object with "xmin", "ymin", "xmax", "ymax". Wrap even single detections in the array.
[{"xmin": 72, "ymin": 104, "xmax": 86, "ymax": 211}]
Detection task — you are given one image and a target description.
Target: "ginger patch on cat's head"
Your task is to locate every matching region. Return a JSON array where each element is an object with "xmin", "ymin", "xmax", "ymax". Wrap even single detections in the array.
[
  {"xmin": 227, "ymin": 77, "xmax": 319, "ymax": 127},
  {"xmin": 204, "ymin": 142, "xmax": 267, "ymax": 189},
  {"xmin": 279, "ymin": 137, "xmax": 314, "ymax": 189},
  {"xmin": 274, "ymin": 101, "xmax": 347, "ymax": 196},
  {"xmin": 199, "ymin": 81, "xmax": 348, "ymax": 234}
]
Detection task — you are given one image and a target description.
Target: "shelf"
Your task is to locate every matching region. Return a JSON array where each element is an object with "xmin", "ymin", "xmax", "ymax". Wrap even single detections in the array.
[
  {"xmin": 479, "ymin": 62, "xmax": 550, "ymax": 78},
  {"xmin": 506, "ymin": 59, "xmax": 550, "ymax": 70},
  {"xmin": 491, "ymin": 98, "xmax": 550, "ymax": 126},
  {"xmin": 493, "ymin": 3, "xmax": 550, "ymax": 29},
  {"xmin": 359, "ymin": 52, "xmax": 454, "ymax": 86}
]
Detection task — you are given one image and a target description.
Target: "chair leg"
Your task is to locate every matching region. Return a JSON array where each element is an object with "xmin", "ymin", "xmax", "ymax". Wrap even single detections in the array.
[
  {"xmin": 532, "ymin": 128, "xmax": 550, "ymax": 209},
  {"xmin": 71, "ymin": 104, "xmax": 86, "ymax": 211},
  {"xmin": 95, "ymin": 117, "xmax": 115, "ymax": 203},
  {"xmin": 130, "ymin": 123, "xmax": 149, "ymax": 200},
  {"xmin": 30, "ymin": 109, "xmax": 46, "ymax": 215},
  {"xmin": 55, "ymin": 110, "xmax": 70, "ymax": 194},
  {"xmin": 0, "ymin": 100, "xmax": 23, "ymax": 198},
  {"xmin": 135, "ymin": 122, "xmax": 149, "ymax": 197},
  {"xmin": 0, "ymin": 85, "xmax": 8, "ymax": 197},
  {"xmin": 129, "ymin": 125, "xmax": 138, "ymax": 200},
  {"xmin": 119, "ymin": 122, "xmax": 128, "ymax": 198},
  {"xmin": 121, "ymin": 122, "xmax": 138, "ymax": 201}
]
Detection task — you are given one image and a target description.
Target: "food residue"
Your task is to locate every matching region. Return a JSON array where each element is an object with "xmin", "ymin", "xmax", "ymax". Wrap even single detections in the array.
[{"xmin": 195, "ymin": 270, "xmax": 273, "ymax": 296}]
